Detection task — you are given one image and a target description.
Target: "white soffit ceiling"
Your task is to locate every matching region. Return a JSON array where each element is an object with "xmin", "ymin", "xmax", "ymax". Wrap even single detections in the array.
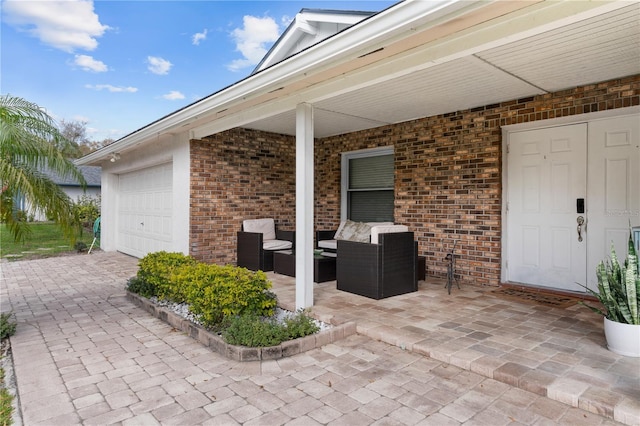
[
  {"xmin": 476, "ymin": 3, "xmax": 640, "ymax": 93},
  {"xmin": 246, "ymin": 3, "xmax": 640, "ymax": 139},
  {"xmin": 314, "ymin": 56, "xmax": 545, "ymax": 125}
]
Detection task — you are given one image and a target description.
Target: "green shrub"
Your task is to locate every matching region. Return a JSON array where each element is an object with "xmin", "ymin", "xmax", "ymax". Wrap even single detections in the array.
[
  {"xmin": 136, "ymin": 252, "xmax": 197, "ymax": 302},
  {"xmin": 14, "ymin": 210, "xmax": 28, "ymax": 223},
  {"xmin": 281, "ymin": 309, "xmax": 321, "ymax": 340},
  {"xmin": 131, "ymin": 251, "xmax": 299, "ymax": 339},
  {"xmin": 126, "ymin": 276, "xmax": 157, "ymax": 298},
  {"xmin": 0, "ymin": 312, "xmax": 17, "ymax": 340},
  {"xmin": 178, "ymin": 264, "xmax": 277, "ymax": 329},
  {"xmin": 222, "ymin": 310, "xmax": 320, "ymax": 347},
  {"xmin": 0, "ymin": 362, "xmax": 11, "ymax": 424},
  {"xmin": 0, "ymin": 386, "xmax": 12, "ymax": 426},
  {"xmin": 222, "ymin": 314, "xmax": 286, "ymax": 347},
  {"xmin": 73, "ymin": 195, "xmax": 101, "ymax": 230}
]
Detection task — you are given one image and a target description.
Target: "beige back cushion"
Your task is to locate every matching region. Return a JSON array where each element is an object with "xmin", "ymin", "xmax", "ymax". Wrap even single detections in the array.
[
  {"xmin": 370, "ymin": 224, "xmax": 409, "ymax": 244},
  {"xmin": 367, "ymin": 222, "xmax": 394, "ymax": 228},
  {"xmin": 243, "ymin": 218, "xmax": 276, "ymax": 240}
]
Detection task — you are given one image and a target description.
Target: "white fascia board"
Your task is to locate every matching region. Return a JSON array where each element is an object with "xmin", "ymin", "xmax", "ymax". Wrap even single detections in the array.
[
  {"xmin": 295, "ymin": 17, "xmax": 317, "ymax": 35},
  {"xmin": 301, "ymin": 10, "xmax": 372, "ymax": 25},
  {"xmin": 76, "ymin": 0, "xmax": 501, "ymax": 165},
  {"xmin": 263, "ymin": 16, "xmax": 316, "ymax": 70},
  {"xmin": 261, "ymin": 9, "xmax": 368, "ymax": 72},
  {"xmin": 193, "ymin": 1, "xmax": 501, "ymax": 139},
  {"xmin": 83, "ymin": 0, "xmax": 627, "ymax": 164},
  {"xmin": 193, "ymin": 0, "xmax": 633, "ymax": 139}
]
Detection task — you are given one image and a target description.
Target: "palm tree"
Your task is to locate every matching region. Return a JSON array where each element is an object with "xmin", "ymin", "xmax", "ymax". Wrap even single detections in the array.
[{"xmin": 0, "ymin": 94, "xmax": 86, "ymax": 242}]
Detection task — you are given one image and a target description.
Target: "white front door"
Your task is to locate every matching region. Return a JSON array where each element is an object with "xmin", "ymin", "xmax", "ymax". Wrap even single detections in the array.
[
  {"xmin": 507, "ymin": 124, "xmax": 587, "ymax": 292},
  {"xmin": 586, "ymin": 115, "xmax": 640, "ymax": 290},
  {"xmin": 506, "ymin": 114, "xmax": 640, "ymax": 293}
]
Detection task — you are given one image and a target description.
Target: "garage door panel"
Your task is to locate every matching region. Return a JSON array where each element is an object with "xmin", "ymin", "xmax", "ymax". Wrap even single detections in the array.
[{"xmin": 118, "ymin": 163, "xmax": 173, "ymax": 258}]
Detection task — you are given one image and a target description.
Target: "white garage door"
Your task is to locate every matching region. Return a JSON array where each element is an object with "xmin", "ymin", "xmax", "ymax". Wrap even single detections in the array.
[{"xmin": 117, "ymin": 163, "xmax": 173, "ymax": 258}]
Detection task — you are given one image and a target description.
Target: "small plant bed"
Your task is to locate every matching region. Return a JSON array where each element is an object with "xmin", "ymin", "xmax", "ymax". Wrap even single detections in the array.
[
  {"xmin": 126, "ymin": 252, "xmax": 355, "ymax": 361},
  {"xmin": 1, "ymin": 312, "xmax": 18, "ymax": 426}
]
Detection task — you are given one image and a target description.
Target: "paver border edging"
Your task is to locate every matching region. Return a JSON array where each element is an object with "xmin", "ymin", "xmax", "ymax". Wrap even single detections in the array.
[{"xmin": 126, "ymin": 291, "xmax": 356, "ymax": 362}]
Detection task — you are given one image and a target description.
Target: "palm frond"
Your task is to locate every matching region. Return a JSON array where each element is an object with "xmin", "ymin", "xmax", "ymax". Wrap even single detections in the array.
[{"xmin": 0, "ymin": 94, "xmax": 85, "ymax": 242}]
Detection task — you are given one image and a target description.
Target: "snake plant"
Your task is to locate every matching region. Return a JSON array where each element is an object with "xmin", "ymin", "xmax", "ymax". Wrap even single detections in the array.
[{"xmin": 581, "ymin": 232, "xmax": 640, "ymax": 325}]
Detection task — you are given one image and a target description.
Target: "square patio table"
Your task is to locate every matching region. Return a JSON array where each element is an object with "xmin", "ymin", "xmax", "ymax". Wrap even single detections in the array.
[{"xmin": 273, "ymin": 250, "xmax": 336, "ymax": 283}]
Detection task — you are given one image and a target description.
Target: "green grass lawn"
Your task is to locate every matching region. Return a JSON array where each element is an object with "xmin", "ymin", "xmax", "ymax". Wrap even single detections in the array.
[{"xmin": 0, "ymin": 223, "xmax": 96, "ymax": 260}]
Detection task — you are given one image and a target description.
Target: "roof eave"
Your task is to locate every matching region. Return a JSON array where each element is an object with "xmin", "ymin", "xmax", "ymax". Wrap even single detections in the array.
[{"xmin": 74, "ymin": 0, "xmax": 520, "ymax": 166}]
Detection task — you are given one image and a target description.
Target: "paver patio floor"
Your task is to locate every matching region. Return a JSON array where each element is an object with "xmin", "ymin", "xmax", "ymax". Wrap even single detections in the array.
[{"xmin": 1, "ymin": 251, "xmax": 637, "ymax": 425}]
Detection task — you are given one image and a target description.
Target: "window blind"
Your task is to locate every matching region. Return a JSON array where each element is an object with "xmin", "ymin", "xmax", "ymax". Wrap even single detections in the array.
[
  {"xmin": 349, "ymin": 154, "xmax": 394, "ymax": 189},
  {"xmin": 347, "ymin": 153, "xmax": 394, "ymax": 222}
]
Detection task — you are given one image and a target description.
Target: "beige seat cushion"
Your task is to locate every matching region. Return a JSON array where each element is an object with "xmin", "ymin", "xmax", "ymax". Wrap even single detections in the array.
[
  {"xmin": 263, "ymin": 239, "xmax": 292, "ymax": 251},
  {"xmin": 318, "ymin": 239, "xmax": 337, "ymax": 250}
]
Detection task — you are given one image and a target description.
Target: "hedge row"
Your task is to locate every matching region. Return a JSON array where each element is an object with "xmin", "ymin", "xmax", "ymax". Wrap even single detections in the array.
[{"xmin": 127, "ymin": 251, "xmax": 277, "ymax": 329}]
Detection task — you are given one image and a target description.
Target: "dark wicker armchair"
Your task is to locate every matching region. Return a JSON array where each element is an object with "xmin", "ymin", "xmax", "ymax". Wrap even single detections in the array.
[
  {"xmin": 237, "ymin": 219, "xmax": 295, "ymax": 271},
  {"xmin": 336, "ymin": 231, "xmax": 418, "ymax": 299}
]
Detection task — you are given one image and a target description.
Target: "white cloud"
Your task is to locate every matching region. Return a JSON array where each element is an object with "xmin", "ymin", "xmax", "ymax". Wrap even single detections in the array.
[
  {"xmin": 192, "ymin": 29, "xmax": 207, "ymax": 45},
  {"xmin": 147, "ymin": 56, "xmax": 172, "ymax": 75},
  {"xmin": 281, "ymin": 15, "xmax": 294, "ymax": 28},
  {"xmin": 2, "ymin": 0, "xmax": 110, "ymax": 52},
  {"xmin": 73, "ymin": 54, "xmax": 107, "ymax": 72},
  {"xmin": 162, "ymin": 91, "xmax": 185, "ymax": 100},
  {"xmin": 85, "ymin": 84, "xmax": 137, "ymax": 93},
  {"xmin": 227, "ymin": 15, "xmax": 280, "ymax": 72},
  {"xmin": 86, "ymin": 126, "xmax": 99, "ymax": 136}
]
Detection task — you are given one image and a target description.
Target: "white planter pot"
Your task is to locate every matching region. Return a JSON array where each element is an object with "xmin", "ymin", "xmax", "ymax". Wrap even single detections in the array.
[{"xmin": 604, "ymin": 317, "xmax": 640, "ymax": 357}]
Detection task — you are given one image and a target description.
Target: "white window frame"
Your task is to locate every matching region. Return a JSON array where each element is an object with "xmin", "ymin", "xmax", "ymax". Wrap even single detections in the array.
[{"xmin": 340, "ymin": 146, "xmax": 394, "ymax": 222}]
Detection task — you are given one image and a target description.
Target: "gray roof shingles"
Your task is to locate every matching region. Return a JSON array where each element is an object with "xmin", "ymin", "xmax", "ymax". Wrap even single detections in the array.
[{"xmin": 43, "ymin": 165, "xmax": 101, "ymax": 187}]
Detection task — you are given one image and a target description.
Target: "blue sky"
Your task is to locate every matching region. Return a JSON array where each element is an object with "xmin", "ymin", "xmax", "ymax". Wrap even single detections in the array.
[{"xmin": 1, "ymin": 0, "xmax": 396, "ymax": 141}]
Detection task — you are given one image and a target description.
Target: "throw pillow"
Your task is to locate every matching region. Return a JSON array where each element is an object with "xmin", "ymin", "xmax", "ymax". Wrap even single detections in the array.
[{"xmin": 334, "ymin": 219, "xmax": 371, "ymax": 243}]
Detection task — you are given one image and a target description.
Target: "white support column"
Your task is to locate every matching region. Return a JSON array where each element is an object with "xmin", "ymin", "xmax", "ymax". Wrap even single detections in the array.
[
  {"xmin": 295, "ymin": 103, "xmax": 314, "ymax": 309},
  {"xmin": 100, "ymin": 172, "xmax": 119, "ymax": 252}
]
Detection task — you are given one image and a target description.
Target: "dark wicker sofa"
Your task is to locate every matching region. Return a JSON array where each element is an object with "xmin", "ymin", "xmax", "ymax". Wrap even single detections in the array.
[{"xmin": 336, "ymin": 231, "xmax": 418, "ymax": 299}]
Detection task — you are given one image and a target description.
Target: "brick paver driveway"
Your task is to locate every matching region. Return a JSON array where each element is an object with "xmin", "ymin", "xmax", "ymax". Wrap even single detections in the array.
[{"xmin": 0, "ymin": 252, "xmax": 620, "ymax": 425}]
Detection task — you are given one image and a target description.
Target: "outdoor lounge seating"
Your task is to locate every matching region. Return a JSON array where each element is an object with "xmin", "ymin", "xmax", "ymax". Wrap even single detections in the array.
[
  {"xmin": 316, "ymin": 220, "xmax": 394, "ymax": 256},
  {"xmin": 316, "ymin": 221, "xmax": 419, "ymax": 299},
  {"xmin": 336, "ymin": 225, "xmax": 418, "ymax": 299},
  {"xmin": 318, "ymin": 221, "xmax": 426, "ymax": 284},
  {"xmin": 237, "ymin": 218, "xmax": 294, "ymax": 271}
]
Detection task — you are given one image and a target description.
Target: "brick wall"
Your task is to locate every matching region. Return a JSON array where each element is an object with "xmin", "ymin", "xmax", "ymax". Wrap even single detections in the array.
[
  {"xmin": 315, "ymin": 76, "xmax": 640, "ymax": 286},
  {"xmin": 190, "ymin": 128, "xmax": 296, "ymax": 264},
  {"xmin": 190, "ymin": 76, "xmax": 639, "ymax": 285}
]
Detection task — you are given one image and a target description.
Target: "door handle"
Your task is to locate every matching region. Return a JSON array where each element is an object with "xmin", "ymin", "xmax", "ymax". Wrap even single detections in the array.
[{"xmin": 577, "ymin": 216, "xmax": 584, "ymax": 242}]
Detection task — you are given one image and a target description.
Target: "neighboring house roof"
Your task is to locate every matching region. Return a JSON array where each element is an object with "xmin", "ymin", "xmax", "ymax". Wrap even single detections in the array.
[
  {"xmin": 253, "ymin": 8, "xmax": 377, "ymax": 74},
  {"xmin": 43, "ymin": 165, "xmax": 101, "ymax": 187},
  {"xmin": 78, "ymin": 1, "xmax": 640, "ymax": 166}
]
